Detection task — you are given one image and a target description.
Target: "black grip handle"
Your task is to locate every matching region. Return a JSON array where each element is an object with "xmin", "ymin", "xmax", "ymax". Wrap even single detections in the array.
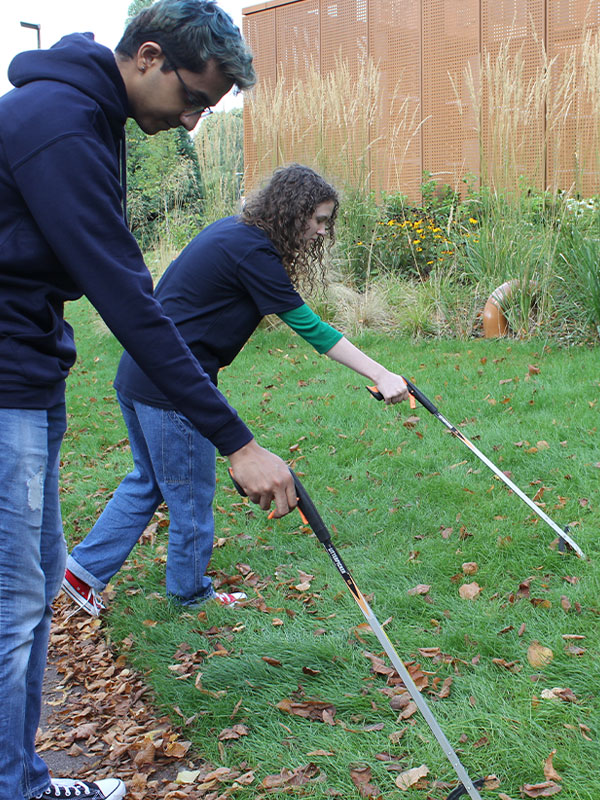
[
  {"xmin": 367, "ymin": 377, "xmax": 439, "ymax": 416},
  {"xmin": 403, "ymin": 377, "xmax": 439, "ymax": 415},
  {"xmin": 229, "ymin": 468, "xmax": 248, "ymax": 498},
  {"xmin": 228, "ymin": 468, "xmax": 332, "ymax": 544},
  {"xmin": 290, "ymin": 470, "xmax": 331, "ymax": 544}
]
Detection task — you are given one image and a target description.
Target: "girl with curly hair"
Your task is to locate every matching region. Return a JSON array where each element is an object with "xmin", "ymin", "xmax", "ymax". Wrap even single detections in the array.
[{"xmin": 63, "ymin": 164, "xmax": 408, "ymax": 615}]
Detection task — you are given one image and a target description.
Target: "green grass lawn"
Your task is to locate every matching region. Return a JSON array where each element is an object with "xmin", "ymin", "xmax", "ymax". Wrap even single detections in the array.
[{"xmin": 63, "ymin": 298, "xmax": 600, "ymax": 799}]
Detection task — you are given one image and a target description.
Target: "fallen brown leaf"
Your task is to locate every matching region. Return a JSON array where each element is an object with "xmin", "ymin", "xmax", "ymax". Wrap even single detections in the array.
[
  {"xmin": 540, "ymin": 687, "xmax": 577, "ymax": 703},
  {"xmin": 543, "ymin": 750, "xmax": 562, "ymax": 782},
  {"xmin": 262, "ymin": 656, "xmax": 282, "ymax": 667},
  {"xmin": 395, "ymin": 764, "xmax": 429, "ymax": 791},
  {"xmin": 520, "ymin": 780, "xmax": 562, "ymax": 796},
  {"xmin": 363, "ymin": 651, "xmax": 396, "ymax": 678},
  {"xmin": 407, "ymin": 583, "xmax": 431, "ymax": 596},
  {"xmin": 261, "ymin": 763, "xmax": 319, "ymax": 791},
  {"xmin": 349, "ymin": 765, "xmax": 382, "ymax": 798},
  {"xmin": 302, "ymin": 666, "xmax": 321, "ymax": 676},
  {"xmin": 527, "ymin": 641, "xmax": 553, "ymax": 669},
  {"xmin": 564, "ymin": 644, "xmax": 586, "ymax": 656},
  {"xmin": 276, "ymin": 697, "xmax": 336, "ymax": 725},
  {"xmin": 459, "ymin": 582, "xmax": 482, "ymax": 600},
  {"xmin": 218, "ymin": 724, "xmax": 249, "ymax": 741},
  {"xmin": 492, "ymin": 658, "xmax": 522, "ymax": 672}
]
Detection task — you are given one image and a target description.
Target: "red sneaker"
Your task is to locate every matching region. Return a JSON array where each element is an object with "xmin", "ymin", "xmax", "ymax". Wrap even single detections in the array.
[
  {"xmin": 214, "ymin": 591, "xmax": 247, "ymax": 606},
  {"xmin": 61, "ymin": 569, "xmax": 106, "ymax": 617}
]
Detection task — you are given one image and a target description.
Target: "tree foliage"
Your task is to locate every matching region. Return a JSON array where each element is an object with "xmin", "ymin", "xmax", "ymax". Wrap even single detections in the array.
[{"xmin": 126, "ymin": 122, "xmax": 202, "ymax": 250}]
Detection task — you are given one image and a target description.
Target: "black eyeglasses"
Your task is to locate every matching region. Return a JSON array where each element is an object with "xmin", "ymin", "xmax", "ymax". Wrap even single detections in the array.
[{"xmin": 168, "ymin": 61, "xmax": 213, "ymax": 118}]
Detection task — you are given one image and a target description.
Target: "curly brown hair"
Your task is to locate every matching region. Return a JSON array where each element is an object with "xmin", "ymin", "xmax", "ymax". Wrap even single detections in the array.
[{"xmin": 240, "ymin": 164, "xmax": 338, "ymax": 290}]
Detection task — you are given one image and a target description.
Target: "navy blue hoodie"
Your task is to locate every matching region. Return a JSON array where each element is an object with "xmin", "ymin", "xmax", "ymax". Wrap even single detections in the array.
[{"xmin": 0, "ymin": 33, "xmax": 252, "ymax": 455}]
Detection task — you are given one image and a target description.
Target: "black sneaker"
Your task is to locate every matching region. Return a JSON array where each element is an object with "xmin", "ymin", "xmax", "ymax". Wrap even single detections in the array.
[{"xmin": 35, "ymin": 778, "xmax": 126, "ymax": 799}]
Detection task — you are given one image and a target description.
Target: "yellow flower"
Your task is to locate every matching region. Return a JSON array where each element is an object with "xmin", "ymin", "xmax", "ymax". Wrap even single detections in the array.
[{"xmin": 469, "ymin": 217, "xmax": 478, "ymax": 225}]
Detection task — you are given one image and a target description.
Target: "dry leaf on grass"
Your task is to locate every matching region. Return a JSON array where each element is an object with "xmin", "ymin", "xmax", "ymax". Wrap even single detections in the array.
[
  {"xmin": 276, "ymin": 697, "xmax": 336, "ymax": 725},
  {"xmin": 262, "ymin": 656, "xmax": 282, "ymax": 667},
  {"xmin": 407, "ymin": 583, "xmax": 431, "ymax": 596},
  {"xmin": 564, "ymin": 644, "xmax": 586, "ymax": 656},
  {"xmin": 543, "ymin": 750, "xmax": 562, "ymax": 782},
  {"xmin": 218, "ymin": 724, "xmax": 249, "ymax": 741},
  {"xmin": 260, "ymin": 763, "xmax": 319, "ymax": 791},
  {"xmin": 363, "ymin": 651, "xmax": 396, "ymax": 678},
  {"xmin": 563, "ymin": 722, "xmax": 592, "ymax": 740},
  {"xmin": 349, "ymin": 765, "xmax": 382, "ymax": 798},
  {"xmin": 395, "ymin": 764, "xmax": 429, "ymax": 791},
  {"xmin": 492, "ymin": 658, "xmax": 522, "ymax": 672},
  {"xmin": 527, "ymin": 641, "xmax": 554, "ymax": 669},
  {"xmin": 540, "ymin": 687, "xmax": 577, "ymax": 703},
  {"xmin": 459, "ymin": 582, "xmax": 482, "ymax": 600},
  {"xmin": 520, "ymin": 780, "xmax": 562, "ymax": 796}
]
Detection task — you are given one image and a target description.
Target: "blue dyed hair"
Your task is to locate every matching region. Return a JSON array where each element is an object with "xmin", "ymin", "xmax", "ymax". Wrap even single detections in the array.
[{"xmin": 116, "ymin": 0, "xmax": 256, "ymax": 90}]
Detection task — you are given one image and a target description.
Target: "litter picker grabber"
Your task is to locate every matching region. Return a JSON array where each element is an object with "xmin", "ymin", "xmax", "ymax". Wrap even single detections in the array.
[
  {"xmin": 367, "ymin": 379, "xmax": 585, "ymax": 559},
  {"xmin": 229, "ymin": 468, "xmax": 486, "ymax": 800}
]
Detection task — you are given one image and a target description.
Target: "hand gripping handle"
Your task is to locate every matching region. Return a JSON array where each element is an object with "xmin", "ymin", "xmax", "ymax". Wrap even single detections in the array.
[
  {"xmin": 367, "ymin": 377, "xmax": 439, "ymax": 415},
  {"xmin": 228, "ymin": 468, "xmax": 331, "ymax": 544}
]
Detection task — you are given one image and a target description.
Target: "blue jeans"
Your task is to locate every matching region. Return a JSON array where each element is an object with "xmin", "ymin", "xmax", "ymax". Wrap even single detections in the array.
[
  {"xmin": 0, "ymin": 404, "xmax": 67, "ymax": 800},
  {"xmin": 68, "ymin": 392, "xmax": 217, "ymax": 604}
]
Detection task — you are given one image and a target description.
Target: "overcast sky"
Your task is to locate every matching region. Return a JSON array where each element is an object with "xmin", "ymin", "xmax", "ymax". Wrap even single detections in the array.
[{"xmin": 0, "ymin": 0, "xmax": 248, "ymax": 112}]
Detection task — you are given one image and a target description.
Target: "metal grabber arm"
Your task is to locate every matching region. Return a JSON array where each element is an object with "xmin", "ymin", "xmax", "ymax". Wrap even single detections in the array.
[
  {"xmin": 229, "ymin": 468, "xmax": 486, "ymax": 800},
  {"xmin": 367, "ymin": 379, "xmax": 585, "ymax": 559}
]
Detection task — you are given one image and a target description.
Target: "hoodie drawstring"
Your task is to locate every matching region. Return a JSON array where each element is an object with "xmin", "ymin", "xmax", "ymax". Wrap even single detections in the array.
[{"xmin": 120, "ymin": 133, "xmax": 128, "ymax": 227}]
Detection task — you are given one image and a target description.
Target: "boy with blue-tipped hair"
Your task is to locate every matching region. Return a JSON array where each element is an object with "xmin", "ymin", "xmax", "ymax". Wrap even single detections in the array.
[{"xmin": 0, "ymin": 2, "xmax": 298, "ymax": 798}]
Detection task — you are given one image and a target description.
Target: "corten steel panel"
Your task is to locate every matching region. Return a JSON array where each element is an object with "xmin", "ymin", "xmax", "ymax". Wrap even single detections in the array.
[
  {"xmin": 274, "ymin": 0, "xmax": 321, "ymax": 170},
  {"xmin": 547, "ymin": 0, "xmax": 600, "ymax": 195},
  {"xmin": 243, "ymin": 0, "xmax": 600, "ymax": 200},
  {"xmin": 276, "ymin": 0, "xmax": 320, "ymax": 82},
  {"xmin": 319, "ymin": 0, "xmax": 370, "ymax": 189},
  {"xmin": 321, "ymin": 0, "xmax": 368, "ymax": 73},
  {"xmin": 549, "ymin": 0, "xmax": 600, "ymax": 37},
  {"xmin": 369, "ymin": 0, "xmax": 422, "ymax": 201},
  {"xmin": 243, "ymin": 9, "xmax": 277, "ymax": 191},
  {"xmin": 422, "ymin": 0, "xmax": 480, "ymax": 195},
  {"xmin": 481, "ymin": 0, "xmax": 546, "ymax": 192}
]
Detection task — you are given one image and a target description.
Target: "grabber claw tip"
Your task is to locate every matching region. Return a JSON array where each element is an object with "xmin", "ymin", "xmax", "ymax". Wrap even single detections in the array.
[{"xmin": 445, "ymin": 777, "xmax": 487, "ymax": 800}]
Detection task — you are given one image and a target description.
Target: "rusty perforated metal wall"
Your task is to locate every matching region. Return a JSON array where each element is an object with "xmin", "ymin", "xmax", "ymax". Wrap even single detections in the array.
[{"xmin": 243, "ymin": 0, "xmax": 600, "ymax": 199}]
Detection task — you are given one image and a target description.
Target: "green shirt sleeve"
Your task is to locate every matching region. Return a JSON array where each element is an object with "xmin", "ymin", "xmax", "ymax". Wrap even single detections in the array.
[{"xmin": 278, "ymin": 303, "xmax": 343, "ymax": 354}]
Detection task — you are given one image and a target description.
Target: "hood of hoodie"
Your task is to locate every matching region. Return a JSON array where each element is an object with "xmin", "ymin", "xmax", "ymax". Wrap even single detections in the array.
[{"xmin": 8, "ymin": 32, "xmax": 128, "ymax": 133}]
